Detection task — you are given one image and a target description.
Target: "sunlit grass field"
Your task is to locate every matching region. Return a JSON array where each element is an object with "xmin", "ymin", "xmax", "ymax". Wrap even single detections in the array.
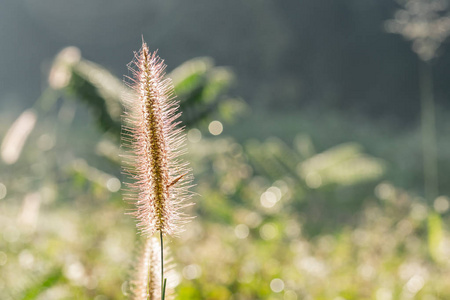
[
  {"xmin": 1, "ymin": 45, "xmax": 450, "ymax": 299},
  {"xmin": 1, "ymin": 102, "xmax": 450, "ymax": 299}
]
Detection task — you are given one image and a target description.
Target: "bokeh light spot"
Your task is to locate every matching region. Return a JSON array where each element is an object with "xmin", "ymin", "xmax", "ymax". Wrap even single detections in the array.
[
  {"xmin": 410, "ymin": 204, "xmax": 428, "ymax": 221},
  {"xmin": 64, "ymin": 261, "xmax": 86, "ymax": 284},
  {"xmin": 235, "ymin": 224, "xmax": 249, "ymax": 239},
  {"xmin": 434, "ymin": 196, "xmax": 449, "ymax": 213},
  {"xmin": 260, "ymin": 223, "xmax": 278, "ymax": 240},
  {"xmin": 270, "ymin": 278, "xmax": 284, "ymax": 293},
  {"xmin": 106, "ymin": 177, "xmax": 121, "ymax": 192},
  {"xmin": 183, "ymin": 264, "xmax": 202, "ymax": 280},
  {"xmin": 375, "ymin": 183, "xmax": 395, "ymax": 200},
  {"xmin": 260, "ymin": 191, "xmax": 277, "ymax": 208},
  {"xmin": 208, "ymin": 120, "xmax": 223, "ymax": 135},
  {"xmin": 187, "ymin": 128, "xmax": 202, "ymax": 143},
  {"xmin": 406, "ymin": 275, "xmax": 425, "ymax": 294},
  {"xmin": 305, "ymin": 172, "xmax": 322, "ymax": 188},
  {"xmin": 267, "ymin": 186, "xmax": 282, "ymax": 200},
  {"xmin": 284, "ymin": 290, "xmax": 298, "ymax": 300}
]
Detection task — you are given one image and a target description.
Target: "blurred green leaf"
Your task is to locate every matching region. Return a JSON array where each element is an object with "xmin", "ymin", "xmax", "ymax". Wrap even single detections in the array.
[
  {"xmin": 49, "ymin": 49, "xmax": 245, "ymax": 140},
  {"xmin": 20, "ymin": 270, "xmax": 64, "ymax": 300},
  {"xmin": 299, "ymin": 143, "xmax": 385, "ymax": 187}
]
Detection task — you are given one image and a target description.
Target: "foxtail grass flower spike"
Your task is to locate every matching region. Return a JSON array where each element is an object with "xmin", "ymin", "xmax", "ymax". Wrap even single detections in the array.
[
  {"xmin": 122, "ymin": 40, "xmax": 193, "ymax": 237},
  {"xmin": 130, "ymin": 237, "xmax": 175, "ymax": 300}
]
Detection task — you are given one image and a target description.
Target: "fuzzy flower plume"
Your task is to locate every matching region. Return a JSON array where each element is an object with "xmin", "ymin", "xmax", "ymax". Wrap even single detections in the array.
[
  {"xmin": 122, "ymin": 40, "xmax": 193, "ymax": 236},
  {"xmin": 130, "ymin": 237, "xmax": 175, "ymax": 300}
]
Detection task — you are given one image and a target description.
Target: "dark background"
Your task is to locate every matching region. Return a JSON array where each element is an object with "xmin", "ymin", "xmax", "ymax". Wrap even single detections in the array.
[{"xmin": 2, "ymin": 0, "xmax": 449, "ymax": 122}]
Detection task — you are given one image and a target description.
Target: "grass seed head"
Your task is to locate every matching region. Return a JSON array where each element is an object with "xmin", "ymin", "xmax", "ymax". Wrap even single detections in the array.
[
  {"xmin": 129, "ymin": 237, "xmax": 176, "ymax": 300},
  {"xmin": 122, "ymin": 40, "xmax": 194, "ymax": 237}
]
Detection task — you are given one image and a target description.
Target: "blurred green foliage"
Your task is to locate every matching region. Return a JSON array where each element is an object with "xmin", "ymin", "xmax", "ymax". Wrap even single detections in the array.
[
  {"xmin": 47, "ymin": 47, "xmax": 245, "ymax": 140},
  {"xmin": 1, "ymin": 48, "xmax": 450, "ymax": 300}
]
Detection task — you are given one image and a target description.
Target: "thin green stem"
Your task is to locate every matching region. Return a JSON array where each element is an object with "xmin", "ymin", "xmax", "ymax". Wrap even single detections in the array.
[
  {"xmin": 162, "ymin": 279, "xmax": 167, "ymax": 300},
  {"xmin": 147, "ymin": 242, "xmax": 151, "ymax": 299},
  {"xmin": 160, "ymin": 231, "xmax": 166, "ymax": 300}
]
